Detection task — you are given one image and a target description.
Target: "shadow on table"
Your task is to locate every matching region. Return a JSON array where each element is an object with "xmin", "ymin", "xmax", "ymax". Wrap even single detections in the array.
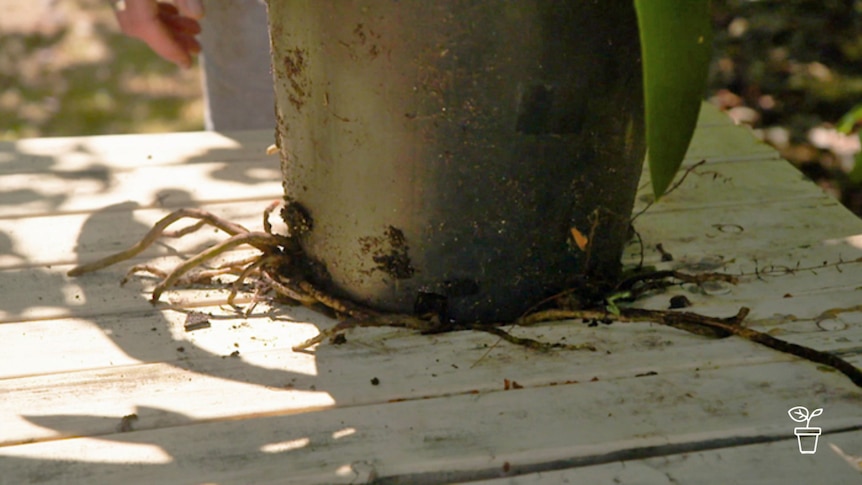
[
  {"xmin": 8, "ymin": 204, "xmax": 402, "ymax": 483},
  {"xmin": 0, "ymin": 139, "xmax": 112, "ymax": 217},
  {"xmin": 2, "ymin": 133, "xmax": 412, "ymax": 483}
]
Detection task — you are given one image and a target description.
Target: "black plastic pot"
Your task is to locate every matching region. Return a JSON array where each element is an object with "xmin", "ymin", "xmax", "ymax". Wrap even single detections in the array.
[{"xmin": 268, "ymin": 1, "xmax": 645, "ymax": 322}]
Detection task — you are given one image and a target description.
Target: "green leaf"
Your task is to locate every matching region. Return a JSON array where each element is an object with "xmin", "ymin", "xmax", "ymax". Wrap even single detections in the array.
[
  {"xmin": 836, "ymin": 104, "xmax": 862, "ymax": 134},
  {"xmin": 836, "ymin": 104, "xmax": 862, "ymax": 183},
  {"xmin": 604, "ymin": 291, "xmax": 631, "ymax": 316},
  {"xmin": 850, "ymin": 135, "xmax": 862, "ymax": 184},
  {"xmin": 635, "ymin": 0, "xmax": 713, "ymax": 198}
]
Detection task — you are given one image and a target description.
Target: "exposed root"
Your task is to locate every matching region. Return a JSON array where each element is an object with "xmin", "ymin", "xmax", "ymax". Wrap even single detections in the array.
[
  {"xmin": 517, "ymin": 304, "xmax": 862, "ymax": 387},
  {"xmin": 66, "ymin": 204, "xmax": 862, "ymax": 389},
  {"xmin": 122, "ymin": 264, "xmax": 168, "ymax": 284},
  {"xmin": 631, "ymin": 159, "xmax": 707, "ymax": 224},
  {"xmin": 67, "ymin": 208, "xmax": 255, "ymax": 277},
  {"xmin": 297, "ymin": 280, "xmax": 378, "ymax": 320},
  {"xmin": 470, "ymin": 324, "xmax": 597, "ymax": 352},
  {"xmin": 262, "ymin": 200, "xmax": 280, "ymax": 235},
  {"xmin": 259, "ymin": 270, "xmax": 318, "ymax": 305},
  {"xmin": 151, "ymin": 231, "xmax": 280, "ymax": 302},
  {"xmin": 623, "ymin": 306, "xmax": 748, "ymax": 339},
  {"xmin": 614, "ymin": 270, "xmax": 739, "ymax": 300},
  {"xmin": 292, "ymin": 313, "xmax": 436, "ymax": 351},
  {"xmin": 517, "ymin": 308, "xmax": 617, "ymax": 326},
  {"xmin": 227, "ymin": 254, "xmax": 276, "ymax": 308},
  {"xmin": 162, "ymin": 220, "xmax": 208, "ymax": 238},
  {"xmin": 122, "ymin": 259, "xmax": 253, "ymax": 287}
]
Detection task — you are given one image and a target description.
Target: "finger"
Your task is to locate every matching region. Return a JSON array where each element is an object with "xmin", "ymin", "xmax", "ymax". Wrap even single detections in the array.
[
  {"xmin": 176, "ymin": 0, "xmax": 205, "ymax": 20},
  {"xmin": 175, "ymin": 33, "xmax": 202, "ymax": 55},
  {"xmin": 116, "ymin": 0, "xmax": 194, "ymax": 68},
  {"xmin": 136, "ymin": 21, "xmax": 193, "ymax": 68},
  {"xmin": 159, "ymin": 10, "xmax": 201, "ymax": 35},
  {"xmin": 149, "ymin": 30, "xmax": 194, "ymax": 68},
  {"xmin": 115, "ymin": 0, "xmax": 160, "ymax": 37},
  {"xmin": 155, "ymin": 2, "xmax": 179, "ymax": 16}
]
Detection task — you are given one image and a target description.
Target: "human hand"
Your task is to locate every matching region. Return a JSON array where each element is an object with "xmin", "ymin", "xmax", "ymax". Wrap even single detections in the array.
[{"xmin": 113, "ymin": 0, "xmax": 205, "ymax": 69}]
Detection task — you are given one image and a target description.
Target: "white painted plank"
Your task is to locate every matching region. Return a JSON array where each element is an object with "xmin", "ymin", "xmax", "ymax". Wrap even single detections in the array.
[
  {"xmin": 0, "ymin": 167, "xmax": 853, "ymax": 315},
  {"xmin": 683, "ymin": 123, "xmax": 779, "ymax": 164},
  {"xmin": 0, "ymin": 104, "xmax": 754, "ymax": 222},
  {"xmin": 1, "ymin": 357, "xmax": 860, "ymax": 484},
  {"xmin": 0, "ymin": 159, "xmax": 281, "ymax": 219},
  {"xmin": 0, "ymin": 104, "xmax": 727, "ymax": 176},
  {"xmin": 4, "ymin": 160, "xmax": 833, "ymax": 271},
  {"xmin": 3, "ymin": 186, "xmax": 852, "ymax": 278},
  {"xmin": 633, "ymin": 158, "xmax": 826, "ymax": 212},
  {"xmin": 697, "ymin": 102, "xmax": 737, "ymax": 127},
  {"xmin": 2, "ymin": 293, "xmax": 860, "ymax": 445},
  {"xmin": 0, "ymin": 305, "xmax": 329, "ymax": 380},
  {"xmin": 0, "ymin": 262, "xmax": 257, "ymax": 323},
  {"xmin": 684, "ymin": 103, "xmax": 779, "ymax": 163},
  {"xmin": 5, "ymin": 278, "xmax": 861, "ymax": 381},
  {"xmin": 626, "ymin": 196, "xmax": 862, "ymax": 266},
  {"xmin": 0, "ymin": 130, "xmax": 276, "ymax": 174},
  {"xmin": 1, "ymin": 169, "xmax": 851, "ymax": 324},
  {"xmin": 0, "ymin": 200, "xmax": 287, "ymax": 324},
  {"xmin": 464, "ymin": 429, "xmax": 862, "ymax": 484},
  {"xmin": 0, "ymin": 199, "xmax": 283, "ymax": 270}
]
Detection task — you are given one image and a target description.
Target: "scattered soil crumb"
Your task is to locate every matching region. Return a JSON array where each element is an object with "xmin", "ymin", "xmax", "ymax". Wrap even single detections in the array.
[
  {"xmin": 330, "ymin": 333, "xmax": 347, "ymax": 345},
  {"xmin": 184, "ymin": 312, "xmax": 212, "ymax": 332},
  {"xmin": 669, "ymin": 295, "xmax": 692, "ymax": 309},
  {"xmin": 116, "ymin": 414, "xmax": 138, "ymax": 433}
]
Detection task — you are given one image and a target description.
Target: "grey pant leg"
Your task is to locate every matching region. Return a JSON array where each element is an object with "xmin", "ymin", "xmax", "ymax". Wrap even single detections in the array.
[{"xmin": 199, "ymin": 0, "xmax": 275, "ymax": 131}]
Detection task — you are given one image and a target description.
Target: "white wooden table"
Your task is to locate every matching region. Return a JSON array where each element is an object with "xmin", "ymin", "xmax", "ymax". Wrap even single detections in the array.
[{"xmin": 2, "ymin": 104, "xmax": 861, "ymax": 484}]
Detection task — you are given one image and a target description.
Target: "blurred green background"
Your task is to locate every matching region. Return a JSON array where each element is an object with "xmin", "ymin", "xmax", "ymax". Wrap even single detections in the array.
[
  {"xmin": 710, "ymin": 0, "xmax": 862, "ymax": 216},
  {"xmin": 1, "ymin": 0, "xmax": 861, "ymax": 216},
  {"xmin": 0, "ymin": 0, "xmax": 203, "ymax": 139}
]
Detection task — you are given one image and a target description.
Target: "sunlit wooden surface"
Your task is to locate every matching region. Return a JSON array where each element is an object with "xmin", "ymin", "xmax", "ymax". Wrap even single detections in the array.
[{"xmin": 2, "ymin": 105, "xmax": 861, "ymax": 484}]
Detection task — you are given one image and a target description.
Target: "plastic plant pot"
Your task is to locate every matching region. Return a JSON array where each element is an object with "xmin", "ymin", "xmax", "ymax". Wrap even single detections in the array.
[{"xmin": 268, "ymin": 1, "xmax": 646, "ymax": 322}]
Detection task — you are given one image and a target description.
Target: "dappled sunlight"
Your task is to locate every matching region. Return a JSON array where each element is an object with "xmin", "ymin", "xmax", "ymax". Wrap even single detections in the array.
[
  {"xmin": 14, "ymin": 131, "xmax": 241, "ymax": 170},
  {"xmin": 0, "ymin": 122, "xmax": 348, "ymax": 481},
  {"xmin": 332, "ymin": 427, "xmax": 357, "ymax": 440},
  {"xmin": 1, "ymin": 439, "xmax": 173, "ymax": 465},
  {"xmin": 0, "ymin": 131, "xmax": 280, "ymax": 221},
  {"xmin": 12, "ymin": 381, "xmax": 336, "ymax": 444},
  {"xmin": 260, "ymin": 437, "xmax": 310, "ymax": 454},
  {"xmin": 60, "ymin": 282, "xmax": 86, "ymax": 306},
  {"xmin": 0, "ymin": 127, "xmax": 283, "ymax": 324},
  {"xmin": 157, "ymin": 308, "xmax": 324, "ymax": 375},
  {"xmin": 1, "ymin": 318, "xmax": 155, "ymax": 379},
  {"xmin": 826, "ymin": 233, "xmax": 862, "ymax": 252},
  {"xmin": 9, "ymin": 411, "xmax": 376, "ymax": 483}
]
